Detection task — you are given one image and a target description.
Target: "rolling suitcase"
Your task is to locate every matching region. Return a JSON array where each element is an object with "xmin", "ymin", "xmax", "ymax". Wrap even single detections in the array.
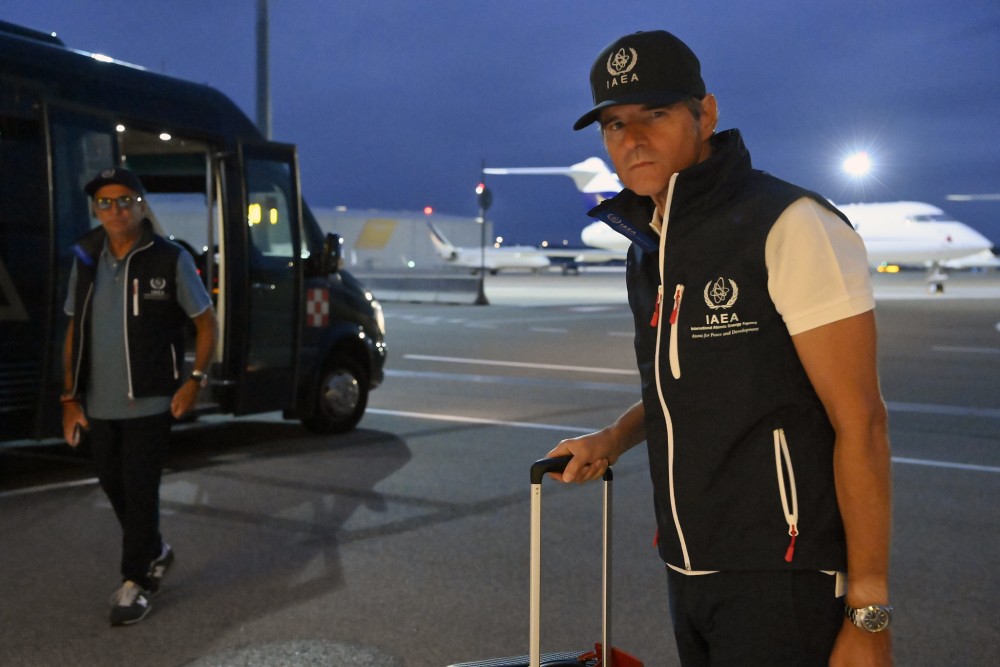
[{"xmin": 448, "ymin": 456, "xmax": 643, "ymax": 667}]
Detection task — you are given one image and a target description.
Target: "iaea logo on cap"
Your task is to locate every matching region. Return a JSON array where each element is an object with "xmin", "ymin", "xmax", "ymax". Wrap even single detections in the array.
[
  {"xmin": 605, "ymin": 46, "xmax": 639, "ymax": 89},
  {"xmin": 606, "ymin": 47, "xmax": 637, "ymax": 76},
  {"xmin": 101, "ymin": 168, "xmax": 116, "ymax": 178}
]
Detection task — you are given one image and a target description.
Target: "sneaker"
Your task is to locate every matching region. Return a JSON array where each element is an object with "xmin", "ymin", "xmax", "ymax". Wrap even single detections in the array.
[
  {"xmin": 109, "ymin": 581, "xmax": 152, "ymax": 626},
  {"xmin": 147, "ymin": 544, "xmax": 174, "ymax": 593}
]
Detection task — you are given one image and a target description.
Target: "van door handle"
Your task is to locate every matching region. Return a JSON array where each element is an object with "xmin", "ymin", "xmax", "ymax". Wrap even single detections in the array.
[{"xmin": 251, "ymin": 282, "xmax": 276, "ymax": 291}]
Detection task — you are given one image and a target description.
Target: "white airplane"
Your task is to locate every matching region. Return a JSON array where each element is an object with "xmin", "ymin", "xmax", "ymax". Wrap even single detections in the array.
[
  {"xmin": 485, "ymin": 157, "xmax": 997, "ymax": 288},
  {"xmin": 425, "ymin": 218, "xmax": 550, "ymax": 274}
]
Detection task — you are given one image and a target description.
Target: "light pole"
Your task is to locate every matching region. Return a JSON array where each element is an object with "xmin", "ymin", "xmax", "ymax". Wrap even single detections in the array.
[
  {"xmin": 474, "ymin": 181, "xmax": 492, "ymax": 305},
  {"xmin": 256, "ymin": 0, "xmax": 271, "ymax": 139}
]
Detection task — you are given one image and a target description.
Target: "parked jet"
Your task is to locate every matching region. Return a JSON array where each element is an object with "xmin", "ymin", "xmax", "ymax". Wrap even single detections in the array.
[
  {"xmin": 425, "ymin": 218, "xmax": 550, "ymax": 274},
  {"xmin": 485, "ymin": 158, "xmax": 996, "ymax": 290}
]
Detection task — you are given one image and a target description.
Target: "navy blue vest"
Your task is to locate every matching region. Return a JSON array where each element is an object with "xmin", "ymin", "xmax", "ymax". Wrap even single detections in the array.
[
  {"xmin": 591, "ymin": 130, "xmax": 853, "ymax": 572},
  {"xmin": 69, "ymin": 221, "xmax": 187, "ymax": 400}
]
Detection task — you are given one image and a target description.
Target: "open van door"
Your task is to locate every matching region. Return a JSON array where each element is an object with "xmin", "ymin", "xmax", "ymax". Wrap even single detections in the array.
[{"xmin": 233, "ymin": 143, "xmax": 303, "ymax": 414}]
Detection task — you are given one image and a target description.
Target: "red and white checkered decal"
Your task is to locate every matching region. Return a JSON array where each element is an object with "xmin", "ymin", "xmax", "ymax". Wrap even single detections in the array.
[{"xmin": 305, "ymin": 287, "xmax": 330, "ymax": 327}]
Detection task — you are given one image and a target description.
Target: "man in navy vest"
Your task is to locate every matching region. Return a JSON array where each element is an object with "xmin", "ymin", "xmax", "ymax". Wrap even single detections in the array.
[
  {"xmin": 61, "ymin": 167, "xmax": 217, "ymax": 626},
  {"xmin": 547, "ymin": 31, "xmax": 893, "ymax": 665}
]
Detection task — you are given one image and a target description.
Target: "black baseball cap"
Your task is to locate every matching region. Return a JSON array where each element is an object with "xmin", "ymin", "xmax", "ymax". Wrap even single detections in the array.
[
  {"xmin": 84, "ymin": 167, "xmax": 146, "ymax": 197},
  {"xmin": 573, "ymin": 30, "xmax": 706, "ymax": 131}
]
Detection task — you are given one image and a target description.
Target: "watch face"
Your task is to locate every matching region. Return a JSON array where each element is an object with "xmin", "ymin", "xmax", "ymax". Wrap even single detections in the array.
[{"xmin": 861, "ymin": 606, "xmax": 890, "ymax": 632}]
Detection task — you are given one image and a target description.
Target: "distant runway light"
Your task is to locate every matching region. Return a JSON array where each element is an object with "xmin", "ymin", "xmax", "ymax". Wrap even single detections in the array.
[{"xmin": 842, "ymin": 151, "xmax": 872, "ymax": 177}]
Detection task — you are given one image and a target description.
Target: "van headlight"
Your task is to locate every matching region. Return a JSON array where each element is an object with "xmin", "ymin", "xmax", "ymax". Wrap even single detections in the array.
[{"xmin": 372, "ymin": 299, "xmax": 386, "ymax": 336}]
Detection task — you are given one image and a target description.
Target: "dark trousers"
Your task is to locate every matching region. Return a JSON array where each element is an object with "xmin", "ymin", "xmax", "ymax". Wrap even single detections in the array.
[
  {"xmin": 88, "ymin": 412, "xmax": 171, "ymax": 590},
  {"xmin": 666, "ymin": 568, "xmax": 843, "ymax": 666}
]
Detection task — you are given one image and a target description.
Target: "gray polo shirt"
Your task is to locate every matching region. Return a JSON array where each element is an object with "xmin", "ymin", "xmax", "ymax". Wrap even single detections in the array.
[{"xmin": 64, "ymin": 238, "xmax": 212, "ymax": 419}]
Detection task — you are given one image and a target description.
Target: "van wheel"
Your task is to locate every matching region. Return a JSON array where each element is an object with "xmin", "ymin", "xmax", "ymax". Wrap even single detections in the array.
[{"xmin": 303, "ymin": 357, "xmax": 368, "ymax": 434}]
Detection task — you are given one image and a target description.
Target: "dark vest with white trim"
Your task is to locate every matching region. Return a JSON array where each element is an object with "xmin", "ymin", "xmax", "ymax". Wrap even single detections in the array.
[
  {"xmin": 69, "ymin": 220, "xmax": 188, "ymax": 400},
  {"xmin": 590, "ymin": 130, "xmax": 853, "ymax": 572}
]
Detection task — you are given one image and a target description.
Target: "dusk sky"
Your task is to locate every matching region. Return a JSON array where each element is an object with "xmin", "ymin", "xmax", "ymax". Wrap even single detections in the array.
[{"xmin": 4, "ymin": 1, "xmax": 999, "ymax": 246}]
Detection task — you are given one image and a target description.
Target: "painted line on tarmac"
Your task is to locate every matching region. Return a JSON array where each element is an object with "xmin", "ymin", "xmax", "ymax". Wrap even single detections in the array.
[
  {"xmin": 885, "ymin": 401, "xmax": 1000, "ymax": 420},
  {"xmin": 6, "ymin": 411, "xmax": 995, "ymax": 500},
  {"xmin": 368, "ymin": 409, "xmax": 1000, "ymax": 474},
  {"xmin": 0, "ymin": 477, "xmax": 98, "ymax": 498},
  {"xmin": 890, "ymin": 457, "xmax": 1000, "ymax": 474},
  {"xmin": 402, "ymin": 354, "xmax": 638, "ymax": 375},
  {"xmin": 385, "ymin": 369, "xmax": 638, "ymax": 394},
  {"xmin": 931, "ymin": 345, "xmax": 999, "ymax": 355},
  {"xmin": 367, "ymin": 408, "xmax": 593, "ymax": 434}
]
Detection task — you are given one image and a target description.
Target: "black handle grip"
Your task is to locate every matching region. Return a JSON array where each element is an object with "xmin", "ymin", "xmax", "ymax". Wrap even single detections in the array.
[{"xmin": 530, "ymin": 455, "xmax": 613, "ymax": 484}]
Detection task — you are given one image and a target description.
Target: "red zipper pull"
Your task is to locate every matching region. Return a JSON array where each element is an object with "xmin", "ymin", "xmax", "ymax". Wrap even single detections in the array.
[
  {"xmin": 650, "ymin": 289, "xmax": 662, "ymax": 327},
  {"xmin": 784, "ymin": 525, "xmax": 798, "ymax": 562},
  {"xmin": 669, "ymin": 286, "xmax": 682, "ymax": 325}
]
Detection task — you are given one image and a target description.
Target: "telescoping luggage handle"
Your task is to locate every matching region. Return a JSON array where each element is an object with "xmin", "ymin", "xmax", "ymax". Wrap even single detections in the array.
[{"xmin": 529, "ymin": 456, "xmax": 614, "ymax": 667}]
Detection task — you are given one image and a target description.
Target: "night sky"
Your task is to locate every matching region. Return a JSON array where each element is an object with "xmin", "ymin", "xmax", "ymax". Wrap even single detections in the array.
[{"xmin": 4, "ymin": 1, "xmax": 999, "ymax": 246}]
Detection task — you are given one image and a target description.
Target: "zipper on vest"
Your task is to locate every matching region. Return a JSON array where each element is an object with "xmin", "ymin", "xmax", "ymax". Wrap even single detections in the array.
[
  {"xmin": 655, "ymin": 172, "xmax": 691, "ymax": 569},
  {"xmin": 171, "ymin": 344, "xmax": 179, "ymax": 380},
  {"xmin": 71, "ymin": 284, "xmax": 94, "ymax": 397},
  {"xmin": 122, "ymin": 269, "xmax": 134, "ymax": 399},
  {"xmin": 773, "ymin": 428, "xmax": 800, "ymax": 562},
  {"xmin": 653, "ymin": 285, "xmax": 691, "ymax": 570},
  {"xmin": 650, "ymin": 285, "xmax": 663, "ymax": 327},
  {"xmin": 668, "ymin": 284, "xmax": 684, "ymax": 380},
  {"xmin": 121, "ymin": 239, "xmax": 156, "ymax": 400}
]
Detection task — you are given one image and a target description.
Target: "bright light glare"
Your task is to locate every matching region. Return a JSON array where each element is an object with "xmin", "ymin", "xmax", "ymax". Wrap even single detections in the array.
[{"xmin": 842, "ymin": 151, "xmax": 872, "ymax": 177}]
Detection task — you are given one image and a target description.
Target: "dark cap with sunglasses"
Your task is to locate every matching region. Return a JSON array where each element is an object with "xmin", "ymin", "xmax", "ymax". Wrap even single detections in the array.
[{"xmin": 84, "ymin": 167, "xmax": 146, "ymax": 197}]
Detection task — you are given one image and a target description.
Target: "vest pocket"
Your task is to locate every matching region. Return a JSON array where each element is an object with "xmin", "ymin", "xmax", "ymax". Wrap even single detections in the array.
[{"xmin": 773, "ymin": 428, "xmax": 799, "ymax": 562}]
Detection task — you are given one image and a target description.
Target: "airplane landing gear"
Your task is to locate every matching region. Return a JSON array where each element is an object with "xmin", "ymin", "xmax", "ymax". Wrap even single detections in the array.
[{"xmin": 925, "ymin": 263, "xmax": 948, "ymax": 294}]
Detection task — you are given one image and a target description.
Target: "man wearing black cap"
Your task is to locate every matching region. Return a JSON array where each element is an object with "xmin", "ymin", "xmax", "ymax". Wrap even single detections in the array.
[
  {"xmin": 547, "ymin": 31, "xmax": 892, "ymax": 665},
  {"xmin": 62, "ymin": 167, "xmax": 217, "ymax": 626}
]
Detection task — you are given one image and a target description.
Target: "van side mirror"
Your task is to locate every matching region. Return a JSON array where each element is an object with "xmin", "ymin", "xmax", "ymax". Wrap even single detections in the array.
[{"xmin": 321, "ymin": 232, "xmax": 343, "ymax": 275}]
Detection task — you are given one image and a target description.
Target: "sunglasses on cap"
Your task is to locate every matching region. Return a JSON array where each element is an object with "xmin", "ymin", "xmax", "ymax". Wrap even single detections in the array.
[{"xmin": 95, "ymin": 195, "xmax": 142, "ymax": 211}]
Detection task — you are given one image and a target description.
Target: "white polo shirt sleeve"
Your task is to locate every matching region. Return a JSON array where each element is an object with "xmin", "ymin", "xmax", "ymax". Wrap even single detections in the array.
[{"xmin": 766, "ymin": 197, "xmax": 875, "ymax": 336}]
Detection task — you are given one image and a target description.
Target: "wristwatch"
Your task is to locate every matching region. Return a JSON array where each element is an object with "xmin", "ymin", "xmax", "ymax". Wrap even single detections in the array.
[
  {"xmin": 845, "ymin": 603, "xmax": 893, "ymax": 632},
  {"xmin": 189, "ymin": 369, "xmax": 209, "ymax": 389}
]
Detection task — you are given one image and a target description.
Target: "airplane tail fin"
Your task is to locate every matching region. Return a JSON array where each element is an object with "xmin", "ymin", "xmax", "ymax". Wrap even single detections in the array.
[
  {"xmin": 484, "ymin": 157, "xmax": 623, "ymax": 209},
  {"xmin": 425, "ymin": 219, "xmax": 458, "ymax": 260}
]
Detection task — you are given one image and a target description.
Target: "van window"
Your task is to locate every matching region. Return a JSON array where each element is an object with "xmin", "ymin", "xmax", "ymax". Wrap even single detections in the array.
[{"xmin": 246, "ymin": 159, "xmax": 296, "ymax": 259}]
